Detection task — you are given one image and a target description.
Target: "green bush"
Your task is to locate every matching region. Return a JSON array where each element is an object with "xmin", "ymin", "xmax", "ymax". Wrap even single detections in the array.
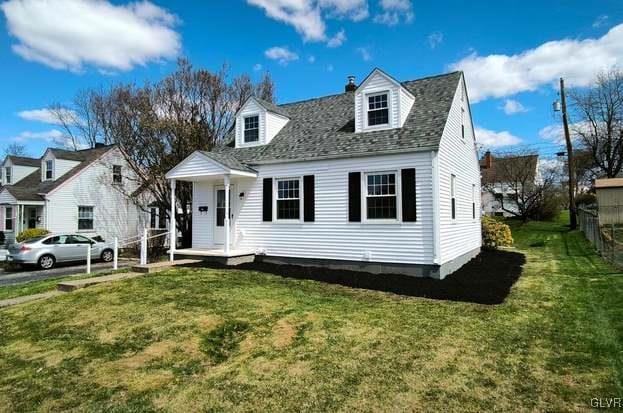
[
  {"xmin": 16, "ymin": 228, "xmax": 50, "ymax": 243},
  {"xmin": 482, "ymin": 216, "xmax": 513, "ymax": 249},
  {"xmin": 575, "ymin": 192, "xmax": 597, "ymax": 206}
]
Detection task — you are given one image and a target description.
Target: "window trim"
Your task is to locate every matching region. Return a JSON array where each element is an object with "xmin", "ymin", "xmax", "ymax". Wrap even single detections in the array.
[
  {"xmin": 361, "ymin": 170, "xmax": 401, "ymax": 224},
  {"xmin": 112, "ymin": 164, "xmax": 123, "ymax": 185},
  {"xmin": 45, "ymin": 159, "xmax": 54, "ymax": 181},
  {"xmin": 365, "ymin": 91, "xmax": 391, "ymax": 129},
  {"xmin": 4, "ymin": 206, "xmax": 14, "ymax": 232},
  {"xmin": 273, "ymin": 176, "xmax": 303, "ymax": 223},
  {"xmin": 77, "ymin": 205, "xmax": 94, "ymax": 231},
  {"xmin": 5, "ymin": 167, "xmax": 12, "ymax": 185},
  {"xmin": 243, "ymin": 114, "xmax": 260, "ymax": 144}
]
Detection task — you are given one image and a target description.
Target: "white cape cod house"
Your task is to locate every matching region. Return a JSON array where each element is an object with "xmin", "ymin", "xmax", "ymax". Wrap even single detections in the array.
[
  {"xmin": 166, "ymin": 68, "xmax": 482, "ymax": 279},
  {"xmin": 0, "ymin": 145, "xmax": 145, "ymax": 246}
]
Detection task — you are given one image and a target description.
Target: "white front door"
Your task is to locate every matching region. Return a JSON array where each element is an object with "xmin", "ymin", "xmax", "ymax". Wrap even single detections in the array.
[{"xmin": 214, "ymin": 185, "xmax": 233, "ymax": 245}]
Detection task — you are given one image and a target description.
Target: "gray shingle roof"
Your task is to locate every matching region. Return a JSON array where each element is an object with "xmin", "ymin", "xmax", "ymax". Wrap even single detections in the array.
[
  {"xmin": 213, "ymin": 71, "xmax": 462, "ymax": 165},
  {"xmin": 199, "ymin": 151, "xmax": 257, "ymax": 174},
  {"xmin": 2, "ymin": 145, "xmax": 114, "ymax": 202},
  {"xmin": 5, "ymin": 156, "xmax": 40, "ymax": 167}
]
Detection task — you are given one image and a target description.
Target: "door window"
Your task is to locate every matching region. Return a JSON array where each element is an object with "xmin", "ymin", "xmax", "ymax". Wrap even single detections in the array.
[{"xmin": 216, "ymin": 189, "xmax": 231, "ymax": 227}]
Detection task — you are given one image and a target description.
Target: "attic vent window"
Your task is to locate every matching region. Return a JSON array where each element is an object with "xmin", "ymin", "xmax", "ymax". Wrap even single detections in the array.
[
  {"xmin": 367, "ymin": 93, "xmax": 389, "ymax": 126},
  {"xmin": 244, "ymin": 115, "xmax": 259, "ymax": 143}
]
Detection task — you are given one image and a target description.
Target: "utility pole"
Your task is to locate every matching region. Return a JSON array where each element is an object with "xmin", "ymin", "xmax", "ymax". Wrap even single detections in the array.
[{"xmin": 559, "ymin": 77, "xmax": 577, "ymax": 229}]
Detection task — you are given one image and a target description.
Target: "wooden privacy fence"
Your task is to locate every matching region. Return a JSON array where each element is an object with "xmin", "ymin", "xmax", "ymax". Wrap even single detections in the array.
[{"xmin": 578, "ymin": 207, "xmax": 623, "ymax": 269}]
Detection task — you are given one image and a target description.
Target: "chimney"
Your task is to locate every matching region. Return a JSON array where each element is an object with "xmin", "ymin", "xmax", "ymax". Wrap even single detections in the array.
[
  {"xmin": 345, "ymin": 75, "xmax": 357, "ymax": 92},
  {"xmin": 484, "ymin": 151, "xmax": 493, "ymax": 169}
]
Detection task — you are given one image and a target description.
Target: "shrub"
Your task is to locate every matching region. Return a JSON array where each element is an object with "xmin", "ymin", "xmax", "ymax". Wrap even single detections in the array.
[
  {"xmin": 482, "ymin": 216, "xmax": 513, "ymax": 249},
  {"xmin": 16, "ymin": 228, "xmax": 50, "ymax": 243},
  {"xmin": 575, "ymin": 192, "xmax": 597, "ymax": 206}
]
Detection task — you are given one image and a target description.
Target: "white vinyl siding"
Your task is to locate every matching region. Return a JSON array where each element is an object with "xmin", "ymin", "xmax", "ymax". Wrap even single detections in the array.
[
  {"xmin": 190, "ymin": 152, "xmax": 435, "ymax": 265},
  {"xmin": 167, "ymin": 152, "xmax": 228, "ymax": 179},
  {"xmin": 45, "ymin": 148, "xmax": 143, "ymax": 242},
  {"xmin": 437, "ymin": 76, "xmax": 482, "ymax": 263}
]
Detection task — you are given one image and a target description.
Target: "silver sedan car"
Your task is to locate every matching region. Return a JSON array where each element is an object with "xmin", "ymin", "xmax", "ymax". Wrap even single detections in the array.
[{"xmin": 7, "ymin": 234, "xmax": 114, "ymax": 269}]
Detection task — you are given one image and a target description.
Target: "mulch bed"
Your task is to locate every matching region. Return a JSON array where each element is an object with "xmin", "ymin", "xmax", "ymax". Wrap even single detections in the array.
[{"xmin": 193, "ymin": 249, "xmax": 526, "ymax": 305}]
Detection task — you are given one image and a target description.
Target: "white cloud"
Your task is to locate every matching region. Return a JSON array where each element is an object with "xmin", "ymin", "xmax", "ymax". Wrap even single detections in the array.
[
  {"xmin": 327, "ymin": 29, "xmax": 346, "ymax": 47},
  {"xmin": 593, "ymin": 15, "xmax": 608, "ymax": 28},
  {"xmin": 374, "ymin": 0, "xmax": 413, "ymax": 26},
  {"xmin": 253, "ymin": 63, "xmax": 263, "ymax": 71},
  {"xmin": 1, "ymin": 0, "xmax": 181, "ymax": 72},
  {"xmin": 17, "ymin": 108, "xmax": 77, "ymax": 125},
  {"xmin": 538, "ymin": 122, "xmax": 587, "ymax": 144},
  {"xmin": 427, "ymin": 31, "xmax": 443, "ymax": 49},
  {"xmin": 501, "ymin": 99, "xmax": 529, "ymax": 115},
  {"xmin": 265, "ymin": 46, "xmax": 299, "ymax": 65},
  {"xmin": 11, "ymin": 129, "xmax": 88, "ymax": 149},
  {"xmin": 450, "ymin": 23, "xmax": 623, "ymax": 102},
  {"xmin": 356, "ymin": 47, "xmax": 372, "ymax": 61},
  {"xmin": 247, "ymin": 0, "xmax": 367, "ymax": 43},
  {"xmin": 475, "ymin": 127, "xmax": 522, "ymax": 148}
]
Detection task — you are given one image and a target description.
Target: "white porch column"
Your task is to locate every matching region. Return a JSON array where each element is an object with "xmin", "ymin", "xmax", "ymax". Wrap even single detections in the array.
[
  {"xmin": 169, "ymin": 179, "xmax": 176, "ymax": 262},
  {"xmin": 224, "ymin": 174, "xmax": 230, "ymax": 255}
]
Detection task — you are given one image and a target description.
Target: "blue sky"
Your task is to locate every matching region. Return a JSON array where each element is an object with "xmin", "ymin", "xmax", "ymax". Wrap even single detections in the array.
[{"xmin": 1, "ymin": 0, "xmax": 622, "ymax": 159}]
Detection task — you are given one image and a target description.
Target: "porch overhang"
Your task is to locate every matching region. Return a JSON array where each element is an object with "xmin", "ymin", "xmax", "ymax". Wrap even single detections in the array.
[{"xmin": 165, "ymin": 151, "xmax": 257, "ymax": 182}]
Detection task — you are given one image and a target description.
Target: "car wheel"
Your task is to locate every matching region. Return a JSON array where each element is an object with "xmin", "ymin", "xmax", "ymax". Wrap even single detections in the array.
[
  {"xmin": 101, "ymin": 249, "xmax": 114, "ymax": 262},
  {"xmin": 38, "ymin": 254, "xmax": 55, "ymax": 270}
]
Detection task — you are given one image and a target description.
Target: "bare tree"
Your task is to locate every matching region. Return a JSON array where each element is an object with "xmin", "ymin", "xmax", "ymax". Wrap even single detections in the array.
[
  {"xmin": 4, "ymin": 142, "xmax": 28, "ymax": 158},
  {"xmin": 570, "ymin": 69, "xmax": 623, "ymax": 178},
  {"xmin": 90, "ymin": 59, "xmax": 275, "ymax": 246},
  {"xmin": 483, "ymin": 152, "xmax": 560, "ymax": 221}
]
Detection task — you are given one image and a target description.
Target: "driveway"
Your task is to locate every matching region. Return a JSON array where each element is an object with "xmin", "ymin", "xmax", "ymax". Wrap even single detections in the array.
[{"xmin": 0, "ymin": 259, "xmax": 137, "ymax": 286}]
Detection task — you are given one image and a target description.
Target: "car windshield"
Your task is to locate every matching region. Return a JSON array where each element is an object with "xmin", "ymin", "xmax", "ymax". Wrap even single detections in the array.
[{"xmin": 22, "ymin": 236, "xmax": 46, "ymax": 244}]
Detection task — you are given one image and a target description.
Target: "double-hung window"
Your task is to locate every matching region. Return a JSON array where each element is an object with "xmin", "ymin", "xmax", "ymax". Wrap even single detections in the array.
[
  {"xmin": 244, "ymin": 115, "xmax": 259, "ymax": 143},
  {"xmin": 276, "ymin": 178, "xmax": 300, "ymax": 220},
  {"xmin": 78, "ymin": 206, "xmax": 94, "ymax": 230},
  {"xmin": 367, "ymin": 93, "xmax": 389, "ymax": 126},
  {"xmin": 366, "ymin": 172, "xmax": 397, "ymax": 220},
  {"xmin": 5, "ymin": 167, "xmax": 11, "ymax": 184},
  {"xmin": 112, "ymin": 165, "xmax": 122, "ymax": 185},
  {"xmin": 5, "ymin": 207, "xmax": 13, "ymax": 231},
  {"xmin": 451, "ymin": 175, "xmax": 456, "ymax": 220},
  {"xmin": 45, "ymin": 160, "xmax": 53, "ymax": 180}
]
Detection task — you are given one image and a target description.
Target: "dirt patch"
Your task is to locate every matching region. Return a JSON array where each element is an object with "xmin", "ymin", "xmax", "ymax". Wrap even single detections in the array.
[
  {"xmin": 272, "ymin": 319, "xmax": 296, "ymax": 348},
  {"xmin": 194, "ymin": 250, "xmax": 526, "ymax": 305}
]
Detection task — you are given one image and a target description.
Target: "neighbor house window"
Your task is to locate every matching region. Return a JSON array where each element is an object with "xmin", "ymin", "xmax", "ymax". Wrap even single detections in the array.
[
  {"xmin": 276, "ymin": 178, "xmax": 300, "ymax": 220},
  {"xmin": 367, "ymin": 93, "xmax": 389, "ymax": 126},
  {"xmin": 149, "ymin": 207, "xmax": 167, "ymax": 229},
  {"xmin": 5, "ymin": 207, "xmax": 13, "ymax": 231},
  {"xmin": 366, "ymin": 172, "xmax": 397, "ymax": 220},
  {"xmin": 5, "ymin": 167, "xmax": 11, "ymax": 184},
  {"xmin": 451, "ymin": 174, "xmax": 456, "ymax": 220},
  {"xmin": 45, "ymin": 160, "xmax": 53, "ymax": 180},
  {"xmin": 78, "ymin": 206, "xmax": 94, "ymax": 230},
  {"xmin": 112, "ymin": 165, "xmax": 122, "ymax": 184},
  {"xmin": 244, "ymin": 115, "xmax": 259, "ymax": 143}
]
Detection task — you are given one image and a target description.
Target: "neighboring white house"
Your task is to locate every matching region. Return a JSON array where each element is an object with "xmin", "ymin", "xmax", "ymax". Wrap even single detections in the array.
[
  {"xmin": 480, "ymin": 151, "xmax": 539, "ymax": 217},
  {"xmin": 0, "ymin": 145, "xmax": 146, "ymax": 246},
  {"xmin": 166, "ymin": 68, "xmax": 482, "ymax": 279}
]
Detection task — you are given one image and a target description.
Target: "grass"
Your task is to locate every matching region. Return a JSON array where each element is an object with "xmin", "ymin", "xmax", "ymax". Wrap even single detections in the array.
[
  {"xmin": 0, "ymin": 269, "xmax": 129, "ymax": 301},
  {"xmin": 0, "ymin": 217, "xmax": 622, "ymax": 412}
]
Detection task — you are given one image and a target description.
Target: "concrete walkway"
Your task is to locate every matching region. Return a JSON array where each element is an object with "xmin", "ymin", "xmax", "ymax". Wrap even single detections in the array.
[
  {"xmin": 57, "ymin": 272, "xmax": 143, "ymax": 291},
  {"xmin": 0, "ymin": 291, "xmax": 64, "ymax": 308}
]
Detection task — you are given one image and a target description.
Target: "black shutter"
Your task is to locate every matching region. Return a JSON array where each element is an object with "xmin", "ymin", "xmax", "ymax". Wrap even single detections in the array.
[
  {"xmin": 304, "ymin": 175, "xmax": 315, "ymax": 222},
  {"xmin": 348, "ymin": 172, "xmax": 361, "ymax": 222},
  {"xmin": 401, "ymin": 168, "xmax": 417, "ymax": 222},
  {"xmin": 262, "ymin": 178, "xmax": 272, "ymax": 222}
]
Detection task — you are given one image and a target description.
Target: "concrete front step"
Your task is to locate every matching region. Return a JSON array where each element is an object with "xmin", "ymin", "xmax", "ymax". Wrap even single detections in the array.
[
  {"xmin": 57, "ymin": 272, "xmax": 143, "ymax": 292},
  {"xmin": 131, "ymin": 259, "xmax": 203, "ymax": 274}
]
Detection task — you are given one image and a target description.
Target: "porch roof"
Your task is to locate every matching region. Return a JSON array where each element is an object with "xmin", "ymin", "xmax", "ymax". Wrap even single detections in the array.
[{"xmin": 165, "ymin": 151, "xmax": 257, "ymax": 181}]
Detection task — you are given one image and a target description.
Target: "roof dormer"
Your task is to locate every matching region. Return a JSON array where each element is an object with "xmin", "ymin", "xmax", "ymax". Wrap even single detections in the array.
[
  {"xmin": 235, "ymin": 97, "xmax": 289, "ymax": 148},
  {"xmin": 354, "ymin": 68, "xmax": 415, "ymax": 133},
  {"xmin": 1, "ymin": 156, "xmax": 39, "ymax": 185},
  {"xmin": 41, "ymin": 148, "xmax": 80, "ymax": 182}
]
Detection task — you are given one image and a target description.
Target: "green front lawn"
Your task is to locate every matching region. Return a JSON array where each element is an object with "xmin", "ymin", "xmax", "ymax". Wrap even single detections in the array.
[{"xmin": 0, "ymin": 219, "xmax": 622, "ymax": 412}]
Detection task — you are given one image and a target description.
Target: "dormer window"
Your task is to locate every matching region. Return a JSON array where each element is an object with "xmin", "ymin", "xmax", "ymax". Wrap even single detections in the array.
[
  {"xmin": 113, "ymin": 165, "xmax": 122, "ymax": 185},
  {"xmin": 45, "ymin": 160, "xmax": 53, "ymax": 180},
  {"xmin": 5, "ymin": 167, "xmax": 11, "ymax": 184},
  {"xmin": 367, "ymin": 93, "xmax": 389, "ymax": 126},
  {"xmin": 244, "ymin": 115, "xmax": 259, "ymax": 143}
]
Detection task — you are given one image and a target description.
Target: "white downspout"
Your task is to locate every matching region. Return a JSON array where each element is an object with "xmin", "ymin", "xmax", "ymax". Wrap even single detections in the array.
[
  {"xmin": 431, "ymin": 151, "xmax": 441, "ymax": 265},
  {"xmin": 169, "ymin": 179, "xmax": 176, "ymax": 262},
  {"xmin": 224, "ymin": 174, "xmax": 230, "ymax": 255}
]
